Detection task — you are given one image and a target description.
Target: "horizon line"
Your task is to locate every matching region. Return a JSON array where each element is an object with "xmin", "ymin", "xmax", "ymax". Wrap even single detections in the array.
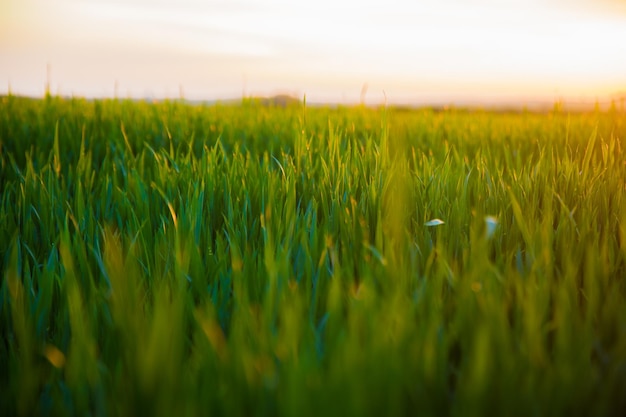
[{"xmin": 4, "ymin": 91, "xmax": 626, "ymax": 113}]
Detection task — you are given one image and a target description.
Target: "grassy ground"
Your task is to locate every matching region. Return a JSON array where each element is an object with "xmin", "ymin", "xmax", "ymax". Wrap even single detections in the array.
[{"xmin": 1, "ymin": 95, "xmax": 626, "ymax": 416}]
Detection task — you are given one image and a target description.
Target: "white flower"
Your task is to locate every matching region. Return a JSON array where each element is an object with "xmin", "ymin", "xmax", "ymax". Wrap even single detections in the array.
[
  {"xmin": 424, "ymin": 219, "xmax": 445, "ymax": 227},
  {"xmin": 485, "ymin": 216, "xmax": 498, "ymax": 239}
]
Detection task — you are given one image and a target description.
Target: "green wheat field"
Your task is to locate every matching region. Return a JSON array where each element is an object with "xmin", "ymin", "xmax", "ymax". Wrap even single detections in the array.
[{"xmin": 1, "ymin": 95, "xmax": 626, "ymax": 416}]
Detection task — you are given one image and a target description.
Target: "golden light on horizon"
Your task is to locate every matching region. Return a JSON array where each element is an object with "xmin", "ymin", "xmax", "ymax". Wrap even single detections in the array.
[{"xmin": 2, "ymin": 0, "xmax": 625, "ymax": 105}]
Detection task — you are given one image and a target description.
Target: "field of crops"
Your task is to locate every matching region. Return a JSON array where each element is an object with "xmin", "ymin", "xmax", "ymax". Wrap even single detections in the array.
[{"xmin": 1, "ymin": 94, "xmax": 626, "ymax": 416}]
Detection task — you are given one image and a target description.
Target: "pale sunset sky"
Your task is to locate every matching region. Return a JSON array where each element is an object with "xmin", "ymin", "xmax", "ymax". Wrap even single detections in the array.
[{"xmin": 2, "ymin": 0, "xmax": 626, "ymax": 105}]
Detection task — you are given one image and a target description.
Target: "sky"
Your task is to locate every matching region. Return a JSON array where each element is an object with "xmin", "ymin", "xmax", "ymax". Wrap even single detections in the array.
[{"xmin": 2, "ymin": 0, "xmax": 626, "ymax": 105}]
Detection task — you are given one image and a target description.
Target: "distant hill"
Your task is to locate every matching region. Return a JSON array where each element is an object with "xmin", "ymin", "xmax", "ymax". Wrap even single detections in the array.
[{"xmin": 255, "ymin": 94, "xmax": 301, "ymax": 107}]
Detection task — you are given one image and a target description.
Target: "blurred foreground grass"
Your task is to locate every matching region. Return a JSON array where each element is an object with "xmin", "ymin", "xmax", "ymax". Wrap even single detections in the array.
[{"xmin": 1, "ymin": 95, "xmax": 626, "ymax": 416}]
